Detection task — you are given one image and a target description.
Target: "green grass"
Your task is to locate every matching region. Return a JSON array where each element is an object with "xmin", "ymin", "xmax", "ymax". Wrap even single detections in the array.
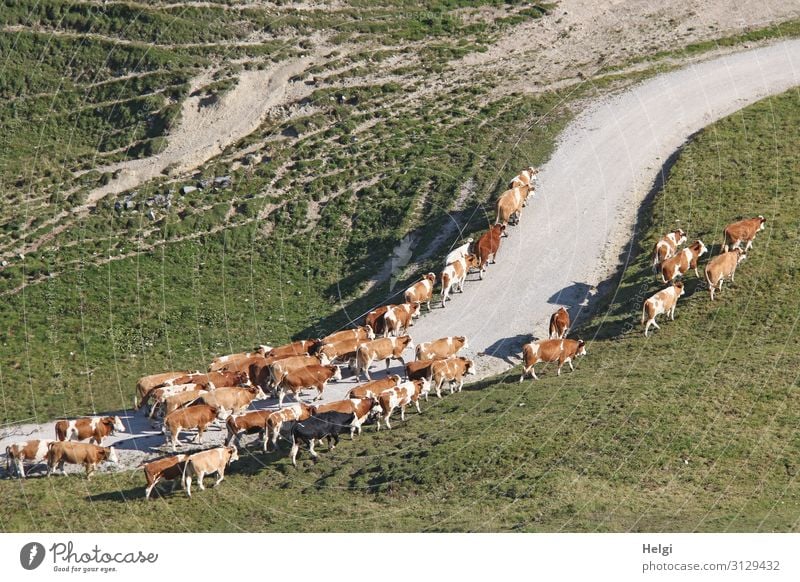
[{"xmin": 2, "ymin": 88, "xmax": 800, "ymax": 532}]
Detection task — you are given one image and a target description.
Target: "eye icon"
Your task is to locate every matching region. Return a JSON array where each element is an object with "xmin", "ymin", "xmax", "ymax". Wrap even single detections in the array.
[{"xmin": 20, "ymin": 542, "xmax": 46, "ymax": 570}]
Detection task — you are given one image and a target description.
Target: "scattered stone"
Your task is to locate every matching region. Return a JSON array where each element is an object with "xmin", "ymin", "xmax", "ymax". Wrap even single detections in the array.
[
  {"xmin": 214, "ymin": 175, "xmax": 232, "ymax": 188},
  {"xmin": 198, "ymin": 179, "xmax": 211, "ymax": 189},
  {"xmin": 147, "ymin": 209, "xmax": 156, "ymax": 221},
  {"xmin": 125, "ymin": 200, "xmax": 136, "ymax": 210},
  {"xmin": 114, "ymin": 201, "xmax": 122, "ymax": 212}
]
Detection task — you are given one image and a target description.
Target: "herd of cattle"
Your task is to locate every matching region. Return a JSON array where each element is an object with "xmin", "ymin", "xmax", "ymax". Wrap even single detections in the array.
[{"xmin": 2, "ymin": 163, "xmax": 767, "ymax": 500}]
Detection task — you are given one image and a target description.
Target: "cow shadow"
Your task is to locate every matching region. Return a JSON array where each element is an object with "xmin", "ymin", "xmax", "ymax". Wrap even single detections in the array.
[
  {"xmin": 86, "ymin": 487, "xmax": 147, "ymax": 502},
  {"xmin": 479, "ymin": 333, "xmax": 533, "ymax": 366}
]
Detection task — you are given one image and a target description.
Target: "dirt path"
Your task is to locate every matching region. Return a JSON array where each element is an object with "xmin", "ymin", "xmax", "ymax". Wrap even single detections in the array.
[{"xmin": 4, "ymin": 40, "xmax": 800, "ymax": 475}]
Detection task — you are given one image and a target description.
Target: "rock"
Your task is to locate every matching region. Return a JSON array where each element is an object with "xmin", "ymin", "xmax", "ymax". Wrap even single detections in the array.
[
  {"xmin": 125, "ymin": 200, "xmax": 136, "ymax": 210},
  {"xmin": 147, "ymin": 210, "xmax": 156, "ymax": 221},
  {"xmin": 213, "ymin": 176, "xmax": 232, "ymax": 188},
  {"xmin": 197, "ymin": 179, "xmax": 211, "ymax": 189},
  {"xmin": 114, "ymin": 201, "xmax": 122, "ymax": 212}
]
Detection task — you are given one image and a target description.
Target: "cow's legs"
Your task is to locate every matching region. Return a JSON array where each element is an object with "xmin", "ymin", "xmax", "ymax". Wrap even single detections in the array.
[
  {"xmin": 308, "ymin": 439, "xmax": 319, "ymax": 461},
  {"xmin": 400, "ymin": 406, "xmax": 406, "ymax": 422},
  {"xmin": 567, "ymin": 359, "xmax": 575, "ymax": 372},
  {"xmin": 415, "ymin": 400, "xmax": 422, "ymax": 414},
  {"xmin": 145, "ymin": 478, "xmax": 157, "ymax": 500},
  {"xmin": 383, "ymin": 409, "xmax": 394, "ymax": 430},
  {"xmin": 290, "ymin": 441, "xmax": 300, "ymax": 466},
  {"xmin": 313, "ymin": 382, "xmax": 324, "ymax": 401},
  {"xmin": 457, "ymin": 378, "xmax": 464, "ymax": 392},
  {"xmin": 16, "ymin": 460, "xmax": 25, "ymax": 479},
  {"xmin": 213, "ymin": 469, "xmax": 225, "ymax": 488},
  {"xmin": 184, "ymin": 475, "xmax": 193, "ymax": 497},
  {"xmin": 435, "ymin": 379, "xmax": 444, "ymax": 398},
  {"xmin": 197, "ymin": 471, "xmax": 206, "ymax": 491}
]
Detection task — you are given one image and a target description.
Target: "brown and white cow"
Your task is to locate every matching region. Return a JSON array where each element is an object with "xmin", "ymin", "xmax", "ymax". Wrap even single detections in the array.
[
  {"xmin": 661, "ymin": 240, "xmax": 708, "ymax": 282},
  {"xmin": 642, "ymin": 280, "xmax": 685, "ymax": 337},
  {"xmin": 155, "ymin": 389, "xmax": 209, "ymax": 421},
  {"xmin": 347, "ymin": 375, "xmax": 402, "ymax": 399},
  {"xmin": 162, "ymin": 404, "xmax": 229, "ymax": 452},
  {"xmin": 199, "ymin": 385, "xmax": 267, "ymax": 415},
  {"xmin": 404, "ymin": 273, "xmax": 437, "ymax": 311},
  {"xmin": 320, "ymin": 326, "xmax": 375, "ymax": 346},
  {"xmin": 475, "ymin": 224, "xmax": 505, "ymax": 279},
  {"xmin": 705, "ymin": 248, "xmax": 746, "ymax": 301},
  {"xmin": 383, "ymin": 302, "xmax": 421, "ymax": 337},
  {"xmin": 182, "ymin": 446, "xmax": 239, "ymax": 497},
  {"xmin": 354, "ymin": 335, "xmax": 414, "ymax": 381},
  {"xmin": 269, "ymin": 354, "xmax": 326, "ymax": 391},
  {"xmin": 55, "ymin": 416, "xmax": 126, "ymax": 446},
  {"xmin": 142, "ymin": 383, "xmax": 205, "ymax": 417},
  {"xmin": 441, "ymin": 254, "xmax": 479, "ymax": 307},
  {"xmin": 365, "ymin": 305, "xmax": 390, "ymax": 337},
  {"xmin": 652, "ymin": 228, "xmax": 687, "ymax": 273},
  {"xmin": 548, "ymin": 307, "xmax": 570, "ymax": 340},
  {"xmin": 315, "ymin": 397, "xmax": 380, "ymax": 437},
  {"xmin": 317, "ymin": 338, "xmax": 361, "ymax": 368},
  {"xmin": 430, "ymin": 357, "xmax": 475, "ymax": 398},
  {"xmin": 264, "ymin": 402, "xmax": 317, "ymax": 452},
  {"xmin": 209, "ymin": 350, "xmax": 264, "ymax": 372},
  {"xmin": 224, "ymin": 409, "xmax": 272, "ymax": 447},
  {"xmin": 266, "ymin": 339, "xmax": 320, "ymax": 360},
  {"xmin": 415, "ymin": 336, "xmax": 468, "ymax": 361},
  {"xmin": 405, "ymin": 360, "xmax": 438, "ymax": 382},
  {"xmin": 375, "ymin": 379, "xmax": 430, "ymax": 430},
  {"xmin": 47, "ymin": 441, "xmax": 119, "ymax": 478},
  {"xmin": 275, "ymin": 364, "xmax": 342, "ymax": 407},
  {"xmin": 495, "ymin": 184, "xmax": 533, "ymax": 228},
  {"xmin": 444, "ymin": 238, "xmax": 474, "ymax": 266},
  {"xmin": 162, "ymin": 369, "xmax": 249, "ymax": 390},
  {"xmin": 6, "ymin": 439, "xmax": 54, "ymax": 478},
  {"xmin": 143, "ymin": 454, "xmax": 188, "ymax": 500},
  {"xmin": 136, "ymin": 370, "xmax": 194, "ymax": 406},
  {"xmin": 520, "ymin": 339, "xmax": 587, "ymax": 381},
  {"xmin": 723, "ymin": 216, "xmax": 766, "ymax": 253},
  {"xmin": 509, "ymin": 166, "xmax": 539, "ymax": 190}
]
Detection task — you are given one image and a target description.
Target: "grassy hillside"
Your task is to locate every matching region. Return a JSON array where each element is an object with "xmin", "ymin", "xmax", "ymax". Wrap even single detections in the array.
[{"xmin": 2, "ymin": 88, "xmax": 798, "ymax": 532}]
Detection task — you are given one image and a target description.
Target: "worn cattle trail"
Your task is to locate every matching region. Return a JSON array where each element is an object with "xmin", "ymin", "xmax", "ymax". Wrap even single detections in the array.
[
  {"xmin": 408, "ymin": 39, "xmax": 800, "ymax": 379},
  {"xmin": 2, "ymin": 40, "xmax": 800, "ymax": 473}
]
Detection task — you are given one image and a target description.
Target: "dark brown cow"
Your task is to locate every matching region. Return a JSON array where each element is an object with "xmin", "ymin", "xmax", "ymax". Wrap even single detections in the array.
[
  {"xmin": 520, "ymin": 339, "xmax": 587, "ymax": 381},
  {"xmin": 475, "ymin": 224, "xmax": 505, "ymax": 279},
  {"xmin": 383, "ymin": 302, "xmax": 421, "ymax": 337},
  {"xmin": 225, "ymin": 409, "xmax": 272, "ymax": 447},
  {"xmin": 354, "ymin": 335, "xmax": 414, "ymax": 381},
  {"xmin": 404, "ymin": 273, "xmax": 437, "ymax": 311},
  {"xmin": 314, "ymin": 397, "xmax": 379, "ymax": 437},
  {"xmin": 430, "ymin": 357, "xmax": 475, "ymax": 398},
  {"xmin": 269, "ymin": 355, "xmax": 326, "ymax": 390},
  {"xmin": 661, "ymin": 240, "xmax": 708, "ymax": 282},
  {"xmin": 159, "ymin": 389, "xmax": 208, "ymax": 419},
  {"xmin": 365, "ymin": 305, "xmax": 390, "ymax": 337},
  {"xmin": 276, "ymin": 364, "xmax": 342, "ymax": 406},
  {"xmin": 415, "ymin": 336, "xmax": 468, "ymax": 361},
  {"xmin": 163, "ymin": 404, "xmax": 228, "ymax": 452},
  {"xmin": 47, "ymin": 441, "xmax": 119, "ymax": 478},
  {"xmin": 6, "ymin": 439, "xmax": 54, "ymax": 478},
  {"xmin": 347, "ymin": 375, "xmax": 402, "ymax": 399},
  {"xmin": 55, "ymin": 416, "xmax": 126, "ymax": 446},
  {"xmin": 723, "ymin": 216, "xmax": 766, "ymax": 252},
  {"xmin": 143, "ymin": 454, "xmax": 188, "ymax": 500},
  {"xmin": 548, "ymin": 307, "xmax": 570, "ymax": 340},
  {"xmin": 705, "ymin": 248, "xmax": 746, "ymax": 301}
]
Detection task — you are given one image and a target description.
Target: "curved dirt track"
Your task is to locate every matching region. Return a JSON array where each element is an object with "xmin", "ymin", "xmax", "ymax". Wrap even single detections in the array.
[{"xmin": 2, "ymin": 39, "xmax": 800, "ymax": 473}]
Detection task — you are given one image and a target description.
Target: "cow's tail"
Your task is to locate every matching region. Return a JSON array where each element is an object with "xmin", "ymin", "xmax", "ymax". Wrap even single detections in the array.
[
  {"xmin": 54, "ymin": 421, "xmax": 66, "ymax": 441},
  {"xmin": 641, "ymin": 302, "xmax": 648, "ymax": 325},
  {"xmin": 5, "ymin": 446, "xmax": 11, "ymax": 472},
  {"xmin": 181, "ymin": 458, "xmax": 193, "ymax": 490}
]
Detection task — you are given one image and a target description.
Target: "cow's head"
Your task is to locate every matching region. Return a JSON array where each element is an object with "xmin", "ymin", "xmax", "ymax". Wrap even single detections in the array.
[
  {"xmin": 364, "ymin": 324, "xmax": 376, "ymax": 340},
  {"xmin": 108, "ymin": 416, "xmax": 126, "ymax": 434},
  {"xmin": 255, "ymin": 344, "xmax": 272, "ymax": 356},
  {"xmin": 455, "ymin": 336, "xmax": 469, "ymax": 350},
  {"xmin": 411, "ymin": 301, "xmax": 421, "ymax": 318},
  {"xmin": 329, "ymin": 365, "xmax": 342, "ymax": 382},
  {"xmin": 464, "ymin": 254, "xmax": 480, "ymax": 269},
  {"xmin": 736, "ymin": 249, "xmax": 747, "ymax": 263},
  {"xmin": 464, "ymin": 359, "xmax": 476, "ymax": 375},
  {"xmin": 693, "ymin": 240, "xmax": 708, "ymax": 256},
  {"xmin": 576, "ymin": 340, "xmax": 587, "ymax": 357},
  {"xmin": 226, "ymin": 446, "xmax": 240, "ymax": 464},
  {"xmin": 105, "ymin": 446, "xmax": 119, "ymax": 465},
  {"xmin": 400, "ymin": 335, "xmax": 415, "ymax": 353},
  {"xmin": 416, "ymin": 377, "xmax": 431, "ymax": 398},
  {"xmin": 318, "ymin": 351, "xmax": 331, "ymax": 366},
  {"xmin": 233, "ymin": 371, "xmax": 250, "ymax": 386},
  {"xmin": 251, "ymin": 385, "xmax": 268, "ymax": 401},
  {"xmin": 674, "ymin": 229, "xmax": 687, "ymax": 245},
  {"xmin": 389, "ymin": 374, "xmax": 402, "ymax": 386},
  {"xmin": 674, "ymin": 280, "xmax": 685, "ymax": 296},
  {"xmin": 758, "ymin": 215, "xmax": 766, "ymax": 229}
]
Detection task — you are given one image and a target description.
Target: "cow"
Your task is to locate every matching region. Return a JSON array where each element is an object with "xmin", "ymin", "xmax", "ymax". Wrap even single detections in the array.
[
  {"xmin": 182, "ymin": 446, "xmax": 239, "ymax": 497},
  {"xmin": 548, "ymin": 307, "xmax": 570, "ymax": 340},
  {"xmin": 269, "ymin": 354, "xmax": 326, "ymax": 391},
  {"xmin": 520, "ymin": 338, "xmax": 587, "ymax": 381},
  {"xmin": 440, "ymin": 254, "xmax": 479, "ymax": 307},
  {"xmin": 347, "ymin": 375, "xmax": 402, "ymax": 399},
  {"xmin": 430, "ymin": 357, "xmax": 475, "ymax": 398},
  {"xmin": 140, "ymin": 383, "xmax": 205, "ymax": 416},
  {"xmin": 160, "ymin": 389, "xmax": 208, "ymax": 419},
  {"xmin": 317, "ymin": 338, "xmax": 361, "ymax": 369},
  {"xmin": 705, "ymin": 248, "xmax": 746, "ymax": 301},
  {"xmin": 509, "ymin": 166, "xmax": 539, "ymax": 189},
  {"xmin": 162, "ymin": 404, "xmax": 229, "ymax": 452},
  {"xmin": 142, "ymin": 454, "xmax": 188, "ymax": 500},
  {"xmin": 641, "ymin": 280, "xmax": 685, "ymax": 337},
  {"xmin": 415, "ymin": 336, "xmax": 468, "ymax": 361},
  {"xmin": 319, "ymin": 326, "xmax": 375, "ymax": 346},
  {"xmin": 264, "ymin": 402, "xmax": 317, "ymax": 452},
  {"xmin": 263, "ymin": 339, "xmax": 320, "ymax": 360},
  {"xmin": 365, "ymin": 305, "xmax": 390, "ymax": 337},
  {"xmin": 404, "ymin": 273, "xmax": 437, "ymax": 311},
  {"xmin": 723, "ymin": 216, "xmax": 766, "ymax": 252},
  {"xmin": 652, "ymin": 228, "xmax": 687, "ymax": 274},
  {"xmin": 475, "ymin": 224, "xmax": 505, "ymax": 279},
  {"xmin": 444, "ymin": 238, "xmax": 474, "ymax": 266},
  {"xmin": 405, "ymin": 360, "xmax": 438, "ymax": 381},
  {"xmin": 135, "ymin": 370, "xmax": 194, "ymax": 406},
  {"xmin": 315, "ymin": 397, "xmax": 380, "ymax": 437},
  {"xmin": 660, "ymin": 240, "xmax": 708, "ymax": 282},
  {"xmin": 46, "ymin": 441, "xmax": 119, "ymax": 478},
  {"xmin": 162, "ymin": 370, "xmax": 249, "ymax": 390},
  {"xmin": 225, "ymin": 409, "xmax": 272, "ymax": 447},
  {"xmin": 5, "ymin": 440, "xmax": 53, "ymax": 478},
  {"xmin": 55, "ymin": 415, "xmax": 126, "ymax": 446},
  {"xmin": 495, "ymin": 184, "xmax": 533, "ymax": 229},
  {"xmin": 208, "ymin": 351, "xmax": 265, "ymax": 372},
  {"xmin": 289, "ymin": 411, "xmax": 357, "ymax": 466},
  {"xmin": 216, "ymin": 354, "xmax": 267, "ymax": 378},
  {"xmin": 354, "ymin": 335, "xmax": 414, "ymax": 381},
  {"xmin": 383, "ymin": 302, "xmax": 421, "ymax": 337},
  {"xmin": 375, "ymin": 379, "xmax": 430, "ymax": 430},
  {"xmin": 198, "ymin": 385, "xmax": 267, "ymax": 415},
  {"xmin": 275, "ymin": 364, "xmax": 342, "ymax": 407}
]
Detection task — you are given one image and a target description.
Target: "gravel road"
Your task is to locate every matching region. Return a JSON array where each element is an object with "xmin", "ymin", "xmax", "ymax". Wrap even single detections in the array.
[{"xmin": 3, "ymin": 39, "xmax": 799, "ymax": 475}]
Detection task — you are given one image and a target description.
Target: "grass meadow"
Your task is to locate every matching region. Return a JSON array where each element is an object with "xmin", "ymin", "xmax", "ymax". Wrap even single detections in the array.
[{"xmin": 1, "ymin": 88, "xmax": 798, "ymax": 532}]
